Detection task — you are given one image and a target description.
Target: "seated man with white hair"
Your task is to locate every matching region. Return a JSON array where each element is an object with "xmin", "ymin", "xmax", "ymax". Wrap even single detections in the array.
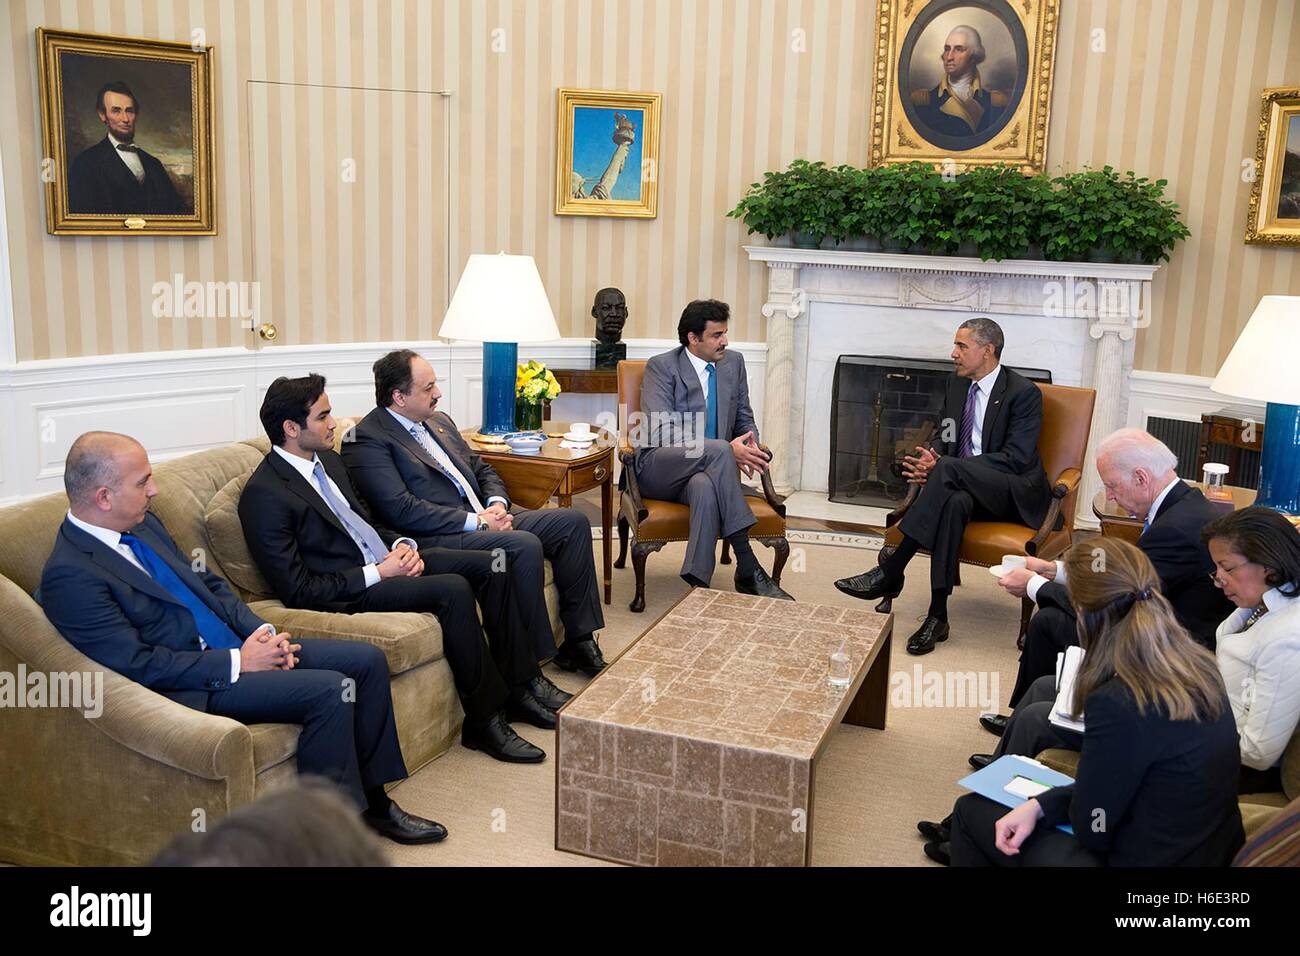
[{"xmin": 983, "ymin": 427, "xmax": 1234, "ymax": 736}]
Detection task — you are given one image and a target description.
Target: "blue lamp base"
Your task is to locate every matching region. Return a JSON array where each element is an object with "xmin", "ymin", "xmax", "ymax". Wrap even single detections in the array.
[
  {"xmin": 480, "ymin": 341, "xmax": 518, "ymax": 435},
  {"xmin": 1255, "ymin": 401, "xmax": 1300, "ymax": 514}
]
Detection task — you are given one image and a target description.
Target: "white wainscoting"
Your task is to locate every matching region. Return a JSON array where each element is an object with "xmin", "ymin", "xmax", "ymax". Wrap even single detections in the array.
[{"xmin": 0, "ymin": 338, "xmax": 767, "ymax": 506}]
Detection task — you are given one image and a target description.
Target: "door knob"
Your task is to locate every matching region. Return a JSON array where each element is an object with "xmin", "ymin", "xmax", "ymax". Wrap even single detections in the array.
[{"xmin": 257, "ymin": 322, "xmax": 278, "ymax": 341}]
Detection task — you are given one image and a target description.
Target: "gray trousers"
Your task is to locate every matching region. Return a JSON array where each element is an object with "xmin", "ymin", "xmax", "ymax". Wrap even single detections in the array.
[
  {"xmin": 635, "ymin": 439, "xmax": 757, "ymax": 585},
  {"xmin": 994, "ymin": 674, "xmax": 1083, "ymax": 759}
]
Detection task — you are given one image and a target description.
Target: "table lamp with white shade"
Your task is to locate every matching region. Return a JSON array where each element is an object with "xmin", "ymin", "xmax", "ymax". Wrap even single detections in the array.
[
  {"xmin": 1210, "ymin": 295, "xmax": 1300, "ymax": 513},
  {"xmin": 438, "ymin": 253, "xmax": 562, "ymax": 435}
]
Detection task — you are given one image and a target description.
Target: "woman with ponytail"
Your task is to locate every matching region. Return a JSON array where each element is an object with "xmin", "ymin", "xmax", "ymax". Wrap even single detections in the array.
[{"xmin": 948, "ymin": 537, "xmax": 1244, "ymax": 866}]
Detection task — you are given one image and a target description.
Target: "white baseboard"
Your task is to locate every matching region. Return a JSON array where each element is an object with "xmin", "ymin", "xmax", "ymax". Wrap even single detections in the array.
[{"xmin": 0, "ymin": 338, "xmax": 766, "ymax": 505}]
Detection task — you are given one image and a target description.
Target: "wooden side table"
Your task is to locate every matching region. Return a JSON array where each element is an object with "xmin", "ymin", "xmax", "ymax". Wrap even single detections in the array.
[
  {"xmin": 1092, "ymin": 481, "xmax": 1257, "ymax": 543},
  {"xmin": 462, "ymin": 422, "xmax": 615, "ymax": 605}
]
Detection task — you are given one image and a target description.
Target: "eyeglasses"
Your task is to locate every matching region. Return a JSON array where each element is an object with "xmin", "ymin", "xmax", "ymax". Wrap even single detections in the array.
[{"xmin": 1209, "ymin": 562, "xmax": 1253, "ymax": 586}]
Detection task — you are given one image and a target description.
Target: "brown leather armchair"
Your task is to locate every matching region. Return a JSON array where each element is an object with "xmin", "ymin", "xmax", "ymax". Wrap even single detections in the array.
[
  {"xmin": 878, "ymin": 382, "xmax": 1097, "ymax": 642},
  {"xmin": 613, "ymin": 360, "xmax": 790, "ymax": 612}
]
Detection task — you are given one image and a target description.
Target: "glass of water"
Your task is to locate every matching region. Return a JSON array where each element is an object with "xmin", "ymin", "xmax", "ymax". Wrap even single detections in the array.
[{"xmin": 828, "ymin": 651, "xmax": 853, "ymax": 687}]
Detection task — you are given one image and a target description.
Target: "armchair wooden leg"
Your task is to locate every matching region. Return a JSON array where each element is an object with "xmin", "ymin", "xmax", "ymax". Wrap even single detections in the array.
[
  {"xmin": 760, "ymin": 536, "xmax": 790, "ymax": 585},
  {"xmin": 1018, "ymin": 595, "xmax": 1034, "ymax": 650},
  {"xmin": 720, "ymin": 539, "xmax": 732, "ymax": 566},
  {"xmin": 614, "ymin": 514, "xmax": 630, "ymax": 569},
  {"xmin": 629, "ymin": 541, "xmax": 666, "ymax": 613}
]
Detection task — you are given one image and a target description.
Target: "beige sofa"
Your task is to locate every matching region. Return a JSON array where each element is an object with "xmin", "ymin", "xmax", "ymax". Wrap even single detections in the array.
[{"xmin": 0, "ymin": 431, "xmax": 562, "ymax": 865}]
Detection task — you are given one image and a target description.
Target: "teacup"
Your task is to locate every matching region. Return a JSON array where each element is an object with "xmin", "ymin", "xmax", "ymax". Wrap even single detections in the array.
[
  {"xmin": 1001, "ymin": 554, "xmax": 1027, "ymax": 571},
  {"xmin": 570, "ymin": 422, "xmax": 593, "ymax": 437}
]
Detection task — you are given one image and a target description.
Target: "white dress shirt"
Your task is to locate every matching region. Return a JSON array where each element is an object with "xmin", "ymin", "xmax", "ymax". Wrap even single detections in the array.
[
  {"xmin": 272, "ymin": 446, "xmax": 415, "ymax": 588},
  {"xmin": 685, "ymin": 348, "xmax": 714, "ymax": 404},
  {"xmin": 386, "ymin": 408, "xmax": 507, "ymax": 531},
  {"xmin": 1025, "ymin": 475, "xmax": 1184, "ymax": 604},
  {"xmin": 1216, "ymin": 586, "xmax": 1300, "ymax": 770},
  {"xmin": 107, "ymin": 132, "xmax": 146, "ymax": 183},
  {"xmin": 965, "ymin": 364, "xmax": 1001, "ymax": 458},
  {"xmin": 66, "ymin": 510, "xmax": 242, "ymax": 683}
]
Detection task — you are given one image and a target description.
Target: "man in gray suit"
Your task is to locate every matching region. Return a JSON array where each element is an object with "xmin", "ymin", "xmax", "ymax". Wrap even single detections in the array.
[{"xmin": 632, "ymin": 299, "xmax": 792, "ymax": 600}]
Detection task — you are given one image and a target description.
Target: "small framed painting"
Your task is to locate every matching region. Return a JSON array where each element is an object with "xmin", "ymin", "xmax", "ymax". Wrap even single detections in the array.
[
  {"xmin": 37, "ymin": 28, "xmax": 216, "ymax": 236},
  {"xmin": 1245, "ymin": 87, "xmax": 1300, "ymax": 245},
  {"xmin": 555, "ymin": 88, "xmax": 661, "ymax": 219}
]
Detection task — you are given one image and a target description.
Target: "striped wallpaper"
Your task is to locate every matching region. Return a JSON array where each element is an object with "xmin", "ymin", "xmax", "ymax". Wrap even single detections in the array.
[{"xmin": 2, "ymin": 0, "xmax": 1298, "ymax": 376}]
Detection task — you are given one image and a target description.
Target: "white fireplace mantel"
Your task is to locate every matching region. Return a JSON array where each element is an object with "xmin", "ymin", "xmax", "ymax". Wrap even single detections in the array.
[{"xmin": 745, "ymin": 245, "xmax": 1162, "ymax": 528}]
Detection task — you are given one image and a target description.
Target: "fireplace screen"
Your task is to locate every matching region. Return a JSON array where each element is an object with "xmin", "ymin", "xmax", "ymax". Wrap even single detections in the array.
[{"xmin": 829, "ymin": 356, "xmax": 1051, "ymax": 510}]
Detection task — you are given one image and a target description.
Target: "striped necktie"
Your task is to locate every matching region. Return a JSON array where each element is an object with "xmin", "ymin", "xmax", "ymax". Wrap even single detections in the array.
[
  {"xmin": 957, "ymin": 384, "xmax": 979, "ymax": 458},
  {"xmin": 409, "ymin": 424, "xmax": 485, "ymax": 513}
]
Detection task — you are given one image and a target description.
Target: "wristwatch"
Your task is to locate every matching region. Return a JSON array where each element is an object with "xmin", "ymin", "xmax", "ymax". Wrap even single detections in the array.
[{"xmin": 476, "ymin": 517, "xmax": 490, "ymax": 532}]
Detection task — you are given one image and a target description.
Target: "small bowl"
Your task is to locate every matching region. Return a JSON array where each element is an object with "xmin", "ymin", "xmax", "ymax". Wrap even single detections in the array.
[{"xmin": 501, "ymin": 431, "xmax": 545, "ymax": 454}]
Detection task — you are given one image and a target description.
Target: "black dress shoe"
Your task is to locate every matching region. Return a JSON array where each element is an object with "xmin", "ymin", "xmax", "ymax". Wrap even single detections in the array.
[
  {"xmin": 905, "ymin": 616, "xmax": 950, "ymax": 655},
  {"xmin": 506, "ymin": 688, "xmax": 557, "ymax": 730},
  {"xmin": 923, "ymin": 841, "xmax": 951, "ymax": 866},
  {"xmin": 734, "ymin": 566, "xmax": 794, "ymax": 600},
  {"xmin": 917, "ymin": 814, "xmax": 952, "ymax": 843},
  {"xmin": 968, "ymin": 753, "xmax": 994, "ymax": 770},
  {"xmin": 552, "ymin": 637, "xmax": 607, "ymax": 677},
  {"xmin": 979, "ymin": 713, "xmax": 1009, "ymax": 737},
  {"xmin": 363, "ymin": 802, "xmax": 448, "ymax": 845},
  {"xmin": 525, "ymin": 674, "xmax": 573, "ymax": 710},
  {"xmin": 834, "ymin": 566, "xmax": 902, "ymax": 602},
  {"xmin": 462, "ymin": 712, "xmax": 546, "ymax": 763}
]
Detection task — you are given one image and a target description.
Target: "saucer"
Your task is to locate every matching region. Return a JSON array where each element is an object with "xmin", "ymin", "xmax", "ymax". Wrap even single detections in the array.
[
  {"xmin": 562, "ymin": 431, "xmax": 596, "ymax": 443},
  {"xmin": 988, "ymin": 564, "xmax": 1027, "ymax": 577}
]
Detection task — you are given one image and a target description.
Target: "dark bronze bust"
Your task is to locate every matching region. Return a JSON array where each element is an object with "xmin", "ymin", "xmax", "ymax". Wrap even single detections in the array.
[{"xmin": 592, "ymin": 287, "xmax": 627, "ymax": 368}]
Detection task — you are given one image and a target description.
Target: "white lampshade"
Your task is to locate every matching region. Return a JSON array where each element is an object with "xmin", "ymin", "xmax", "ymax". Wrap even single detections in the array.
[
  {"xmin": 437, "ymin": 253, "xmax": 561, "ymax": 343},
  {"xmin": 1211, "ymin": 296, "xmax": 1300, "ymax": 406}
]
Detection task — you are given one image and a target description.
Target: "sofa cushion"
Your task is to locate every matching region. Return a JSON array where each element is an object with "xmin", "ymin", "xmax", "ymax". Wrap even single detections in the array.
[
  {"xmin": 0, "ymin": 490, "xmax": 69, "ymax": 595},
  {"xmin": 247, "ymin": 599, "xmax": 442, "ymax": 675},
  {"xmin": 204, "ymin": 474, "xmax": 275, "ymax": 602}
]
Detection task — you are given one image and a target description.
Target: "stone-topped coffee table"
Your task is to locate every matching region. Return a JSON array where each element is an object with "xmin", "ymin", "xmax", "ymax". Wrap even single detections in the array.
[{"xmin": 555, "ymin": 588, "xmax": 892, "ymax": 866}]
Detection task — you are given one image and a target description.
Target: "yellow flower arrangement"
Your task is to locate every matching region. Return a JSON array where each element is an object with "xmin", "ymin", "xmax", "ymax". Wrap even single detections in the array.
[{"xmin": 516, "ymin": 359, "xmax": 561, "ymax": 405}]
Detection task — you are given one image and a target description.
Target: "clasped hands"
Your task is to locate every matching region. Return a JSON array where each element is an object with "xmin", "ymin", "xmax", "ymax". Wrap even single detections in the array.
[
  {"xmin": 731, "ymin": 431, "xmax": 770, "ymax": 479},
  {"xmin": 377, "ymin": 541, "xmax": 425, "ymax": 579},
  {"xmin": 476, "ymin": 501, "xmax": 512, "ymax": 532},
  {"xmin": 240, "ymin": 625, "xmax": 302, "ymax": 673},
  {"xmin": 900, "ymin": 445, "xmax": 940, "ymax": 485}
]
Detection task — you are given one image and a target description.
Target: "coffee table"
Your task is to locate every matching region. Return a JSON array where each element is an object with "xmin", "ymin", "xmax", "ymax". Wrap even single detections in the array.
[{"xmin": 555, "ymin": 588, "xmax": 893, "ymax": 866}]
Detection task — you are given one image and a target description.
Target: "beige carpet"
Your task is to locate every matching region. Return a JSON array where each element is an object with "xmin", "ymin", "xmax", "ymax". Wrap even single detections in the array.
[{"xmin": 383, "ymin": 536, "xmax": 1026, "ymax": 867}]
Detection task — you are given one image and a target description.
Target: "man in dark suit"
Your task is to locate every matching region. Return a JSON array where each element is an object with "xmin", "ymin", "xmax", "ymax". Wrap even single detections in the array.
[
  {"xmin": 67, "ymin": 82, "xmax": 188, "ymax": 216},
  {"xmin": 836, "ymin": 318, "xmax": 1051, "ymax": 654},
  {"xmin": 633, "ymin": 299, "xmax": 791, "ymax": 598},
  {"xmin": 342, "ymin": 350, "xmax": 607, "ymax": 677},
  {"xmin": 39, "ymin": 431, "xmax": 444, "ymax": 844},
  {"xmin": 977, "ymin": 428, "xmax": 1234, "ymax": 732},
  {"xmin": 239, "ymin": 374, "xmax": 570, "ymax": 764}
]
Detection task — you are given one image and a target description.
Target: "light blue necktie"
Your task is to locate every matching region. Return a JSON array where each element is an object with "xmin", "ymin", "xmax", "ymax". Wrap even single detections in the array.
[
  {"xmin": 1140, "ymin": 518, "xmax": 1151, "ymax": 536},
  {"xmin": 705, "ymin": 363, "xmax": 718, "ymax": 440},
  {"xmin": 409, "ymin": 424, "xmax": 484, "ymax": 510},
  {"xmin": 311, "ymin": 460, "xmax": 389, "ymax": 562}
]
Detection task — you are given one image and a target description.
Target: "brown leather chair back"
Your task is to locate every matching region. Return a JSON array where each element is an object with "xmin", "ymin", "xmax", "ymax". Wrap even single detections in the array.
[
  {"xmin": 1036, "ymin": 383, "xmax": 1095, "ymax": 483},
  {"xmin": 617, "ymin": 361, "xmax": 647, "ymax": 454}
]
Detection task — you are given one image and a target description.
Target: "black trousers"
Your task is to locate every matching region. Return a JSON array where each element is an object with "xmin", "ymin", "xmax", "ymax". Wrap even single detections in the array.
[
  {"xmin": 897, "ymin": 456, "xmax": 1024, "ymax": 590},
  {"xmin": 950, "ymin": 792, "xmax": 1102, "ymax": 866},
  {"xmin": 349, "ymin": 553, "xmax": 537, "ymax": 722},
  {"xmin": 207, "ymin": 638, "xmax": 406, "ymax": 810},
  {"xmin": 994, "ymin": 674, "xmax": 1082, "ymax": 758},
  {"xmin": 420, "ymin": 508, "xmax": 605, "ymax": 661},
  {"xmin": 1009, "ymin": 605, "xmax": 1078, "ymax": 707}
]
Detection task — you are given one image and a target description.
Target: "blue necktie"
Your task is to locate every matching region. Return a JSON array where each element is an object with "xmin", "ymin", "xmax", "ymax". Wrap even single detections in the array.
[
  {"xmin": 120, "ymin": 533, "xmax": 242, "ymax": 650},
  {"xmin": 957, "ymin": 384, "xmax": 979, "ymax": 458},
  {"xmin": 1141, "ymin": 518, "xmax": 1151, "ymax": 536},
  {"xmin": 705, "ymin": 363, "xmax": 718, "ymax": 440}
]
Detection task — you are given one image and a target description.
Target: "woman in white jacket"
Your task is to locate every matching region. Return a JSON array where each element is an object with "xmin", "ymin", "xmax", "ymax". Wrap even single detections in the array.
[{"xmin": 1202, "ymin": 507, "xmax": 1300, "ymax": 792}]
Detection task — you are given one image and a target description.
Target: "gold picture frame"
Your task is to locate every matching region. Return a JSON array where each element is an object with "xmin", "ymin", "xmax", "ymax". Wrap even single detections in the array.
[
  {"xmin": 1245, "ymin": 87, "xmax": 1300, "ymax": 245},
  {"xmin": 555, "ymin": 88, "xmax": 660, "ymax": 218},
  {"xmin": 870, "ymin": 0, "xmax": 1060, "ymax": 173},
  {"xmin": 37, "ymin": 28, "xmax": 216, "ymax": 236}
]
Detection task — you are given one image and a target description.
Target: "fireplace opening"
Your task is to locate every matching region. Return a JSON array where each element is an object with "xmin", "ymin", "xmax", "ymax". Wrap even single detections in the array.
[{"xmin": 828, "ymin": 356, "xmax": 1052, "ymax": 510}]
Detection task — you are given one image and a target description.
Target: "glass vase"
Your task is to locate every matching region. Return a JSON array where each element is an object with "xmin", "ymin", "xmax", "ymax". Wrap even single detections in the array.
[{"xmin": 515, "ymin": 399, "xmax": 542, "ymax": 432}]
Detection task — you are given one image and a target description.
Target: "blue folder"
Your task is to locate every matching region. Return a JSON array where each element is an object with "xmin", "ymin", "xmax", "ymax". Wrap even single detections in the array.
[{"xmin": 957, "ymin": 754, "xmax": 1076, "ymax": 835}]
